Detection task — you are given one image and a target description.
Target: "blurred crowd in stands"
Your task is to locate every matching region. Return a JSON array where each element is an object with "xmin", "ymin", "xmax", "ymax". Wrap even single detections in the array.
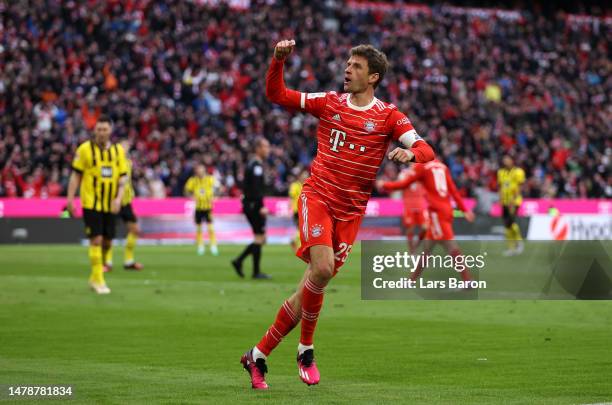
[{"xmin": 0, "ymin": 0, "xmax": 610, "ymax": 199}]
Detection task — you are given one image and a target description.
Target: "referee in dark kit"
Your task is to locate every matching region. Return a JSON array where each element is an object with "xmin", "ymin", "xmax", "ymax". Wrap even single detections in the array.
[{"xmin": 232, "ymin": 137, "xmax": 271, "ymax": 279}]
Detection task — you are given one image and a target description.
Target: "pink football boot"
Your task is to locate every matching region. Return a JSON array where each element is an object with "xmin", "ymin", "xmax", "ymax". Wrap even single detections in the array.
[
  {"xmin": 240, "ymin": 349, "xmax": 269, "ymax": 390},
  {"xmin": 297, "ymin": 349, "xmax": 320, "ymax": 386}
]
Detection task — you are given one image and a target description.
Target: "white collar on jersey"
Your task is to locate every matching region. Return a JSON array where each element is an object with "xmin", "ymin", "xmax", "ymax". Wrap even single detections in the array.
[{"xmin": 347, "ymin": 94, "xmax": 378, "ymax": 111}]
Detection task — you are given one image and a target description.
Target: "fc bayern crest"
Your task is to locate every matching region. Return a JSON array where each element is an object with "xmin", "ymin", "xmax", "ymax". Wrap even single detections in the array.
[
  {"xmin": 311, "ymin": 224, "xmax": 324, "ymax": 238},
  {"xmin": 364, "ymin": 120, "xmax": 375, "ymax": 132}
]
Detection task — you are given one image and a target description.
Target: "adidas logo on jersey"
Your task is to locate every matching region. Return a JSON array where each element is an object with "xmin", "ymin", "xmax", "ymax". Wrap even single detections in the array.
[{"xmin": 332, "ymin": 114, "xmax": 341, "ymax": 121}]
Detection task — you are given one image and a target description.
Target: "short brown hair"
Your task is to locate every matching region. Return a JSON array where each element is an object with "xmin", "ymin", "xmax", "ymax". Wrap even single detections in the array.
[
  {"xmin": 350, "ymin": 45, "xmax": 389, "ymax": 88},
  {"xmin": 96, "ymin": 114, "xmax": 113, "ymax": 126}
]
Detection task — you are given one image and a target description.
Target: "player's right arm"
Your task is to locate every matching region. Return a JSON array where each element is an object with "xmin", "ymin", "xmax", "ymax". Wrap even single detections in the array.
[
  {"xmin": 66, "ymin": 172, "xmax": 81, "ymax": 216},
  {"xmin": 288, "ymin": 182, "xmax": 299, "ymax": 199},
  {"xmin": 184, "ymin": 177, "xmax": 194, "ymax": 197},
  {"xmin": 266, "ymin": 39, "xmax": 327, "ymax": 117},
  {"xmin": 67, "ymin": 143, "xmax": 89, "ymax": 216}
]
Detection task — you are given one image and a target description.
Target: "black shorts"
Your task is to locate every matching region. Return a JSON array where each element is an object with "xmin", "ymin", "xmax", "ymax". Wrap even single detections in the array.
[
  {"xmin": 119, "ymin": 203, "xmax": 137, "ymax": 223},
  {"xmin": 244, "ymin": 206, "xmax": 266, "ymax": 235},
  {"xmin": 293, "ymin": 212, "xmax": 299, "ymax": 226},
  {"xmin": 502, "ymin": 205, "xmax": 518, "ymax": 228},
  {"xmin": 83, "ymin": 209, "xmax": 116, "ymax": 240},
  {"xmin": 195, "ymin": 209, "xmax": 212, "ymax": 224}
]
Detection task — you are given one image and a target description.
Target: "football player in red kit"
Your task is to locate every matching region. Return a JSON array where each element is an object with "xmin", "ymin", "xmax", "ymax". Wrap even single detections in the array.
[
  {"xmin": 383, "ymin": 165, "xmax": 429, "ymax": 252},
  {"xmin": 239, "ymin": 39, "xmax": 435, "ymax": 389},
  {"xmin": 378, "ymin": 159, "xmax": 475, "ymax": 282}
]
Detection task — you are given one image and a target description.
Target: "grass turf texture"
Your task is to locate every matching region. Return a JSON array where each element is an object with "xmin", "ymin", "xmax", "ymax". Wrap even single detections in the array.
[{"xmin": 1, "ymin": 244, "xmax": 611, "ymax": 404}]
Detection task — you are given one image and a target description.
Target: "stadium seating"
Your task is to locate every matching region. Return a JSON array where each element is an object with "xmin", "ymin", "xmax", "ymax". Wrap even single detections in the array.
[{"xmin": 0, "ymin": 1, "xmax": 609, "ymax": 199}]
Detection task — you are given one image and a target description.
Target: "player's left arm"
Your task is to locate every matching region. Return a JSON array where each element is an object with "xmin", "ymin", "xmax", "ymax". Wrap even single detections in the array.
[
  {"xmin": 112, "ymin": 144, "xmax": 129, "ymax": 214},
  {"xmin": 387, "ymin": 110, "xmax": 434, "ymax": 164},
  {"xmin": 289, "ymin": 183, "xmax": 299, "ymax": 200},
  {"xmin": 379, "ymin": 167, "xmax": 421, "ymax": 192},
  {"xmin": 212, "ymin": 177, "xmax": 219, "ymax": 199},
  {"xmin": 514, "ymin": 168, "xmax": 526, "ymax": 205},
  {"xmin": 446, "ymin": 168, "xmax": 474, "ymax": 222}
]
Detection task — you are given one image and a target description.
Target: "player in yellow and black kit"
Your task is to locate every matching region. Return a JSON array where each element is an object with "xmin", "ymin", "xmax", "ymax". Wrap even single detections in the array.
[
  {"xmin": 288, "ymin": 170, "xmax": 308, "ymax": 252},
  {"xmin": 104, "ymin": 139, "xmax": 143, "ymax": 271},
  {"xmin": 67, "ymin": 115, "xmax": 128, "ymax": 294},
  {"xmin": 497, "ymin": 155, "xmax": 526, "ymax": 256},
  {"xmin": 185, "ymin": 164, "xmax": 218, "ymax": 256}
]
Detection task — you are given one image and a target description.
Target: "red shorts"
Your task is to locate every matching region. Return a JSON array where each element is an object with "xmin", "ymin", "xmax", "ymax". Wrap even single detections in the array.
[
  {"xmin": 296, "ymin": 191, "xmax": 362, "ymax": 272},
  {"xmin": 426, "ymin": 210, "xmax": 454, "ymax": 240},
  {"xmin": 403, "ymin": 209, "xmax": 429, "ymax": 228}
]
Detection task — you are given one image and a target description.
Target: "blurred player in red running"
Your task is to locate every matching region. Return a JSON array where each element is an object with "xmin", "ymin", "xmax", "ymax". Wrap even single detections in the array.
[
  {"xmin": 378, "ymin": 159, "xmax": 474, "ymax": 282},
  {"xmin": 382, "ymin": 165, "xmax": 428, "ymax": 253},
  {"xmin": 239, "ymin": 39, "xmax": 435, "ymax": 390}
]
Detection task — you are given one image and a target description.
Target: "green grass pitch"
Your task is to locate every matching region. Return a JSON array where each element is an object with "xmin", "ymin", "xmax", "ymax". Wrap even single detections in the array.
[{"xmin": 1, "ymin": 244, "xmax": 611, "ymax": 404}]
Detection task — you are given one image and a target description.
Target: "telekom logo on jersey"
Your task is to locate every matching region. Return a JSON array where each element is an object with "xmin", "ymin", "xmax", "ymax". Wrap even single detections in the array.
[{"xmin": 329, "ymin": 129, "xmax": 366, "ymax": 153}]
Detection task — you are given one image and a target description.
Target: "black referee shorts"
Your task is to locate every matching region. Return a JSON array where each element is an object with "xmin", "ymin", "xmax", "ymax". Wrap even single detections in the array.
[
  {"xmin": 82, "ymin": 208, "xmax": 116, "ymax": 240},
  {"xmin": 195, "ymin": 209, "xmax": 212, "ymax": 224},
  {"xmin": 502, "ymin": 204, "xmax": 517, "ymax": 228},
  {"xmin": 119, "ymin": 203, "xmax": 137, "ymax": 223},
  {"xmin": 243, "ymin": 205, "xmax": 266, "ymax": 235}
]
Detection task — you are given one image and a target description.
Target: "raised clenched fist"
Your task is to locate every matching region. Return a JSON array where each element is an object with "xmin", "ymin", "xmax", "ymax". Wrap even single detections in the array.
[{"xmin": 274, "ymin": 39, "xmax": 296, "ymax": 60}]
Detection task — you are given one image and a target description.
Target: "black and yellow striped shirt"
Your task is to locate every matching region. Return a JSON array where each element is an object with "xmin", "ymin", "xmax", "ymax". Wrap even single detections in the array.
[
  {"xmin": 72, "ymin": 140, "xmax": 128, "ymax": 213},
  {"xmin": 185, "ymin": 175, "xmax": 215, "ymax": 210},
  {"xmin": 497, "ymin": 167, "xmax": 525, "ymax": 206}
]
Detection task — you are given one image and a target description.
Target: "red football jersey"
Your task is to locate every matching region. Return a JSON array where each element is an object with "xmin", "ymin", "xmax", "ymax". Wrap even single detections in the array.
[
  {"xmin": 266, "ymin": 58, "xmax": 434, "ymax": 220},
  {"xmin": 383, "ymin": 160, "xmax": 467, "ymax": 219},
  {"xmin": 395, "ymin": 167, "xmax": 427, "ymax": 212}
]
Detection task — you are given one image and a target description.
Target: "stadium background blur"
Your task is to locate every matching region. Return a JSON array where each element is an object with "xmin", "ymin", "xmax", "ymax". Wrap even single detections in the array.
[
  {"xmin": 1, "ymin": 0, "xmax": 610, "ymax": 201},
  {"xmin": 2, "ymin": 2, "xmax": 612, "ymax": 403}
]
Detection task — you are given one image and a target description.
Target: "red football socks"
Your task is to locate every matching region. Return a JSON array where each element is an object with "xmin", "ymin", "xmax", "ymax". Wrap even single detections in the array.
[
  {"xmin": 300, "ymin": 278, "xmax": 325, "ymax": 346},
  {"xmin": 450, "ymin": 249, "xmax": 472, "ymax": 281},
  {"xmin": 256, "ymin": 300, "xmax": 301, "ymax": 356}
]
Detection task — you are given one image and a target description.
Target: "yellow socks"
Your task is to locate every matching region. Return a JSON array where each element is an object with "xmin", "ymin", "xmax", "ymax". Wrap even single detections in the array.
[
  {"xmin": 89, "ymin": 245, "xmax": 104, "ymax": 285},
  {"xmin": 511, "ymin": 223, "xmax": 522, "ymax": 241},
  {"xmin": 208, "ymin": 224, "xmax": 217, "ymax": 247},
  {"xmin": 104, "ymin": 246, "xmax": 113, "ymax": 266},
  {"xmin": 125, "ymin": 232, "xmax": 137, "ymax": 264},
  {"xmin": 196, "ymin": 224, "xmax": 203, "ymax": 246},
  {"xmin": 505, "ymin": 223, "xmax": 523, "ymax": 250}
]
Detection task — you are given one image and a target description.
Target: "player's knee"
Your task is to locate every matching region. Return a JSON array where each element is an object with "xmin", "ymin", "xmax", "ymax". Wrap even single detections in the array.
[
  {"xmin": 310, "ymin": 260, "xmax": 334, "ymax": 285},
  {"xmin": 90, "ymin": 236, "xmax": 103, "ymax": 246}
]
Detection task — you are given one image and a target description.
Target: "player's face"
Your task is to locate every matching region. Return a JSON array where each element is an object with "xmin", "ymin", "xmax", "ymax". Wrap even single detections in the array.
[
  {"xmin": 256, "ymin": 141, "xmax": 271, "ymax": 159},
  {"xmin": 344, "ymin": 55, "xmax": 378, "ymax": 93},
  {"xmin": 195, "ymin": 165, "xmax": 205, "ymax": 177},
  {"xmin": 503, "ymin": 156, "xmax": 513, "ymax": 168},
  {"xmin": 94, "ymin": 122, "xmax": 112, "ymax": 144}
]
